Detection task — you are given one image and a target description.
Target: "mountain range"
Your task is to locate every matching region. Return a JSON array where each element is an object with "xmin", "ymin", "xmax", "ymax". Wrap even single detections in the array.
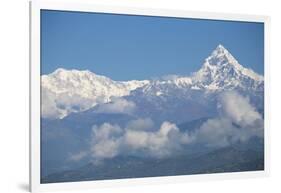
[
  {"xmin": 41, "ymin": 44, "xmax": 264, "ymax": 120},
  {"xmin": 41, "ymin": 44, "xmax": 265, "ymax": 183}
]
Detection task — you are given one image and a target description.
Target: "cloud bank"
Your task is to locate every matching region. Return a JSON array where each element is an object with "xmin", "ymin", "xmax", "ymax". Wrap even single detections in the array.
[
  {"xmin": 41, "ymin": 87, "xmax": 95, "ymax": 119},
  {"xmin": 88, "ymin": 119, "xmax": 193, "ymax": 160},
  {"xmin": 219, "ymin": 91, "xmax": 262, "ymax": 127},
  {"xmin": 71, "ymin": 91, "xmax": 263, "ymax": 161},
  {"xmin": 195, "ymin": 91, "xmax": 263, "ymax": 147},
  {"xmin": 42, "ymin": 89, "xmax": 136, "ymax": 119}
]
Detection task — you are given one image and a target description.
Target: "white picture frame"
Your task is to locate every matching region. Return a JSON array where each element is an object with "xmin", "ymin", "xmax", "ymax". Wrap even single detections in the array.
[{"xmin": 30, "ymin": 0, "xmax": 270, "ymax": 192}]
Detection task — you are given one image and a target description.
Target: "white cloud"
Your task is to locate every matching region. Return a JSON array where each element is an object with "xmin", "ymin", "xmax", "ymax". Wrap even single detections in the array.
[
  {"xmin": 89, "ymin": 119, "xmax": 193, "ymax": 160},
  {"xmin": 90, "ymin": 123, "xmax": 123, "ymax": 159},
  {"xmin": 124, "ymin": 121, "xmax": 185, "ymax": 157},
  {"xmin": 194, "ymin": 91, "xmax": 264, "ymax": 147},
  {"xmin": 96, "ymin": 97, "xmax": 136, "ymax": 114},
  {"xmin": 195, "ymin": 118, "xmax": 240, "ymax": 147},
  {"xmin": 218, "ymin": 91, "xmax": 262, "ymax": 127},
  {"xmin": 41, "ymin": 88, "xmax": 65, "ymax": 119},
  {"xmin": 87, "ymin": 91, "xmax": 264, "ymax": 160},
  {"xmin": 42, "ymin": 89, "xmax": 136, "ymax": 119},
  {"xmin": 70, "ymin": 91, "xmax": 264, "ymax": 161},
  {"xmin": 41, "ymin": 87, "xmax": 95, "ymax": 119}
]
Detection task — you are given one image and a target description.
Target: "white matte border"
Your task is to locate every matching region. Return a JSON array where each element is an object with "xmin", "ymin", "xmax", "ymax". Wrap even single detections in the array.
[{"xmin": 29, "ymin": 0, "xmax": 270, "ymax": 192}]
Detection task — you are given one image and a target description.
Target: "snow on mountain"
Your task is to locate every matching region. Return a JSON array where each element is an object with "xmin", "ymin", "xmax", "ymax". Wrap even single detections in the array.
[
  {"xmin": 41, "ymin": 68, "xmax": 149, "ymax": 119},
  {"xmin": 192, "ymin": 44, "xmax": 263, "ymax": 90},
  {"xmin": 137, "ymin": 44, "xmax": 264, "ymax": 96},
  {"xmin": 41, "ymin": 44, "xmax": 264, "ymax": 119}
]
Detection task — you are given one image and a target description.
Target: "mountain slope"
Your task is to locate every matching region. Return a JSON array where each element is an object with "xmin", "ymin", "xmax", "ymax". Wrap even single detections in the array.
[
  {"xmin": 41, "ymin": 44, "xmax": 264, "ymax": 119},
  {"xmin": 137, "ymin": 44, "xmax": 263, "ymax": 96},
  {"xmin": 41, "ymin": 145, "xmax": 264, "ymax": 183},
  {"xmin": 192, "ymin": 44, "xmax": 263, "ymax": 90},
  {"xmin": 124, "ymin": 45, "xmax": 264, "ymax": 123},
  {"xmin": 40, "ymin": 45, "xmax": 265, "ymax": 183},
  {"xmin": 41, "ymin": 69, "xmax": 149, "ymax": 119}
]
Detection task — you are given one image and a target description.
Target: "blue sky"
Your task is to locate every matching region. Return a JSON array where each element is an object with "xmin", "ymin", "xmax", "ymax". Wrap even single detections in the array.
[{"xmin": 41, "ymin": 10, "xmax": 264, "ymax": 80}]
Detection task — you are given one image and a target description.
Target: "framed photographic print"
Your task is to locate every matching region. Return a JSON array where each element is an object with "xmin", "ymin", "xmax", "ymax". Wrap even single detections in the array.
[{"xmin": 30, "ymin": 0, "xmax": 270, "ymax": 192}]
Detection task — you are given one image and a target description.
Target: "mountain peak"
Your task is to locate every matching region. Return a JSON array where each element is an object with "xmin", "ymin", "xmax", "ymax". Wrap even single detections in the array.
[
  {"xmin": 214, "ymin": 44, "xmax": 228, "ymax": 54},
  {"xmin": 41, "ymin": 69, "xmax": 150, "ymax": 119},
  {"xmin": 207, "ymin": 44, "xmax": 238, "ymax": 67},
  {"xmin": 192, "ymin": 44, "xmax": 263, "ymax": 90},
  {"xmin": 211, "ymin": 44, "xmax": 232, "ymax": 59},
  {"xmin": 52, "ymin": 68, "xmax": 93, "ymax": 75}
]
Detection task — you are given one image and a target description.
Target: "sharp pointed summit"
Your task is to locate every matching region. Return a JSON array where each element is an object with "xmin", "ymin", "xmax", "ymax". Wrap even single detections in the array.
[
  {"xmin": 193, "ymin": 44, "xmax": 263, "ymax": 90},
  {"xmin": 206, "ymin": 44, "xmax": 239, "ymax": 68},
  {"xmin": 214, "ymin": 44, "xmax": 229, "ymax": 54}
]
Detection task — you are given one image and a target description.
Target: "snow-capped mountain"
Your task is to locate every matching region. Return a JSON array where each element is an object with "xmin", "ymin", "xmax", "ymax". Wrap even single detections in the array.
[
  {"xmin": 41, "ymin": 44, "xmax": 264, "ymax": 119},
  {"xmin": 41, "ymin": 69, "xmax": 149, "ymax": 119},
  {"xmin": 42, "ymin": 68, "xmax": 149, "ymax": 98},
  {"xmin": 133, "ymin": 44, "xmax": 264, "ymax": 96},
  {"xmin": 192, "ymin": 44, "xmax": 263, "ymax": 90}
]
